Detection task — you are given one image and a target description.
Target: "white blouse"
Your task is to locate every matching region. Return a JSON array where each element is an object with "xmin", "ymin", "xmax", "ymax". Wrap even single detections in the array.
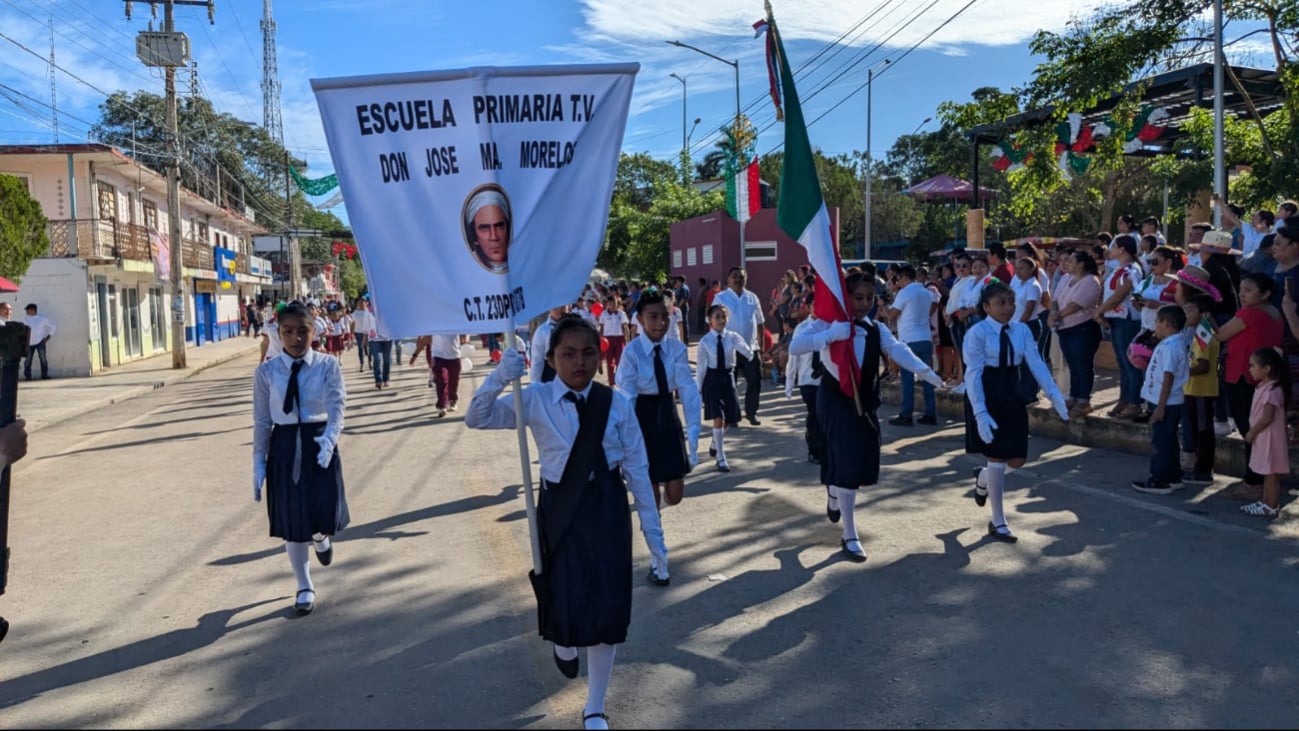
[
  {"xmin": 961, "ymin": 317, "xmax": 1060, "ymax": 416},
  {"xmin": 463, "ymin": 378, "xmax": 665, "ymax": 553},
  {"xmin": 694, "ymin": 328, "xmax": 754, "ymax": 391},
  {"xmin": 253, "ymin": 349, "xmax": 346, "ymax": 467},
  {"xmin": 788, "ymin": 315, "xmax": 934, "ymax": 384},
  {"xmin": 614, "ymin": 334, "xmax": 702, "ymax": 433}
]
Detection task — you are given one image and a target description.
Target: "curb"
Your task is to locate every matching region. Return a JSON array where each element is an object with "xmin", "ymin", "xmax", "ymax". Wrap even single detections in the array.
[
  {"xmin": 27, "ymin": 343, "xmax": 261, "ymax": 435},
  {"xmin": 878, "ymin": 380, "xmax": 1252, "ymax": 479}
]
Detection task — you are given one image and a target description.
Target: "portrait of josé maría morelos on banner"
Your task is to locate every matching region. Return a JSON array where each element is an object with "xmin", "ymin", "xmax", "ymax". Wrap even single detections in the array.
[{"xmin": 462, "ymin": 183, "xmax": 512, "ymax": 275}]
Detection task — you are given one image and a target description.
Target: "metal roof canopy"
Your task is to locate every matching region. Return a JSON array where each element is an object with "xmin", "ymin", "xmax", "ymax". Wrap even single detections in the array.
[{"xmin": 967, "ymin": 63, "xmax": 1285, "ymax": 156}]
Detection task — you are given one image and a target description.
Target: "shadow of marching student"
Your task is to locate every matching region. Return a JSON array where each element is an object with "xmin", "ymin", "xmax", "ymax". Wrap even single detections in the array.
[
  {"xmin": 0, "ymin": 599, "xmax": 284, "ymax": 710},
  {"xmin": 208, "ymin": 483, "xmax": 522, "ymax": 567}
]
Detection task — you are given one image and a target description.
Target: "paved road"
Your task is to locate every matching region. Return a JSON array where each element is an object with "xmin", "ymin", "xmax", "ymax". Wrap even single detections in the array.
[{"xmin": 1, "ymin": 354, "xmax": 1296, "ymax": 728}]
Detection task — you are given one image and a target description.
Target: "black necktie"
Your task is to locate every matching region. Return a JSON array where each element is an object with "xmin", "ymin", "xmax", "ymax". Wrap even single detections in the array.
[
  {"xmin": 283, "ymin": 359, "xmax": 304, "ymax": 414},
  {"xmin": 715, "ymin": 332, "xmax": 726, "ymax": 370},
  {"xmin": 652, "ymin": 344, "xmax": 671, "ymax": 396},
  {"xmin": 999, "ymin": 325, "xmax": 1013, "ymax": 368},
  {"xmin": 564, "ymin": 391, "xmax": 587, "ymax": 424}
]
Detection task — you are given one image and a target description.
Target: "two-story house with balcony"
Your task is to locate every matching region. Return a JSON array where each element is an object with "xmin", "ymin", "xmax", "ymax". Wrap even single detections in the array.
[{"xmin": 0, "ymin": 143, "xmax": 273, "ymax": 376}]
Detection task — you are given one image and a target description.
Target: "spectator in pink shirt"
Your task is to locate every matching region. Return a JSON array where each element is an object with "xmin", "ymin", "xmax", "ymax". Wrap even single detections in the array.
[{"xmin": 1050, "ymin": 250, "xmax": 1104, "ymax": 417}]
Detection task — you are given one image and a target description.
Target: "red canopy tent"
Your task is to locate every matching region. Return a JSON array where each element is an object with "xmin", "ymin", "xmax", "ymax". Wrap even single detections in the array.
[{"xmin": 902, "ymin": 174, "xmax": 996, "ymax": 204}]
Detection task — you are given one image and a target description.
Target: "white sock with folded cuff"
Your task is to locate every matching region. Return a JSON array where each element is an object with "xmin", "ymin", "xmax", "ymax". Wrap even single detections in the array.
[
  {"xmin": 285, "ymin": 542, "xmax": 313, "ymax": 592},
  {"xmin": 985, "ymin": 462, "xmax": 1009, "ymax": 530}
]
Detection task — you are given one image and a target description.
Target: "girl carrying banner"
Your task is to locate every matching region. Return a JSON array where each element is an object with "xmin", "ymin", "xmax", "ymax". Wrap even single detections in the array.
[
  {"xmin": 465, "ymin": 314, "xmax": 666, "ymax": 730},
  {"xmin": 614, "ymin": 290, "xmax": 701, "ymax": 586},
  {"xmin": 788, "ymin": 272, "xmax": 944, "ymax": 562},
  {"xmin": 252, "ymin": 302, "xmax": 350, "ymax": 616}
]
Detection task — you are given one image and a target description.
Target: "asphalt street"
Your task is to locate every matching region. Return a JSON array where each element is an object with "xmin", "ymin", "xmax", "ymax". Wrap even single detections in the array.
[{"xmin": 1, "ymin": 352, "xmax": 1296, "ymax": 728}]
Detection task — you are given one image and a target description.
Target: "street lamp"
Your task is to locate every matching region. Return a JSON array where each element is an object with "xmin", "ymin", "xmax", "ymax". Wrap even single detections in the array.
[
  {"xmin": 908, "ymin": 116, "xmax": 931, "ymax": 186},
  {"xmin": 669, "ymin": 73, "xmax": 687, "ymax": 153},
  {"xmin": 864, "ymin": 58, "xmax": 890, "ymax": 260},
  {"xmin": 667, "ymin": 39, "xmax": 747, "ymax": 267}
]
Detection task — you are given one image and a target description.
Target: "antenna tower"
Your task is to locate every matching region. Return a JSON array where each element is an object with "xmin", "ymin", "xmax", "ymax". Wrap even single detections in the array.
[{"xmin": 260, "ymin": 0, "xmax": 283, "ymax": 145}]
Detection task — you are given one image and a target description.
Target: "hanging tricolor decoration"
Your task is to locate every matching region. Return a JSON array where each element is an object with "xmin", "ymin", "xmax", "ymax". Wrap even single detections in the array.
[
  {"xmin": 723, "ymin": 117, "xmax": 760, "ymax": 224},
  {"xmin": 755, "ymin": 17, "xmax": 783, "ymax": 120},
  {"xmin": 990, "ymin": 105, "xmax": 1169, "ymax": 180}
]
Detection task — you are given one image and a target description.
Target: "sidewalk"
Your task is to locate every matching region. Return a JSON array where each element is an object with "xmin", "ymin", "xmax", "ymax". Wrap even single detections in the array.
[{"xmin": 16, "ymin": 336, "xmax": 262, "ymax": 434}]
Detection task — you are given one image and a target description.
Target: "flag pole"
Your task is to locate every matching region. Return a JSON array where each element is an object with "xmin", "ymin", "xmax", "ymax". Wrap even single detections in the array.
[{"xmin": 505, "ymin": 327, "xmax": 542, "ymax": 575}]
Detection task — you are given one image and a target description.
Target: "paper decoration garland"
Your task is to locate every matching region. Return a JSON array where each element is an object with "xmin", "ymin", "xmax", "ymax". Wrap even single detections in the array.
[
  {"xmin": 290, "ymin": 165, "xmax": 340, "ymax": 196},
  {"xmin": 989, "ymin": 106, "xmax": 1169, "ymax": 180}
]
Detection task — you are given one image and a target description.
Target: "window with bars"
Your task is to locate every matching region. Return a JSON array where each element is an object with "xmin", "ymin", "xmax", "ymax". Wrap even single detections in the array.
[
  {"xmin": 702, "ymin": 244, "xmax": 713, "ymax": 264},
  {"xmin": 687, "ymin": 247, "xmax": 697, "ymax": 266}
]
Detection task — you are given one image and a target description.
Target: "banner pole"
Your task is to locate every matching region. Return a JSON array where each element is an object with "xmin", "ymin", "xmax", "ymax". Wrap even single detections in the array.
[{"xmin": 505, "ymin": 328, "xmax": 543, "ymax": 575}]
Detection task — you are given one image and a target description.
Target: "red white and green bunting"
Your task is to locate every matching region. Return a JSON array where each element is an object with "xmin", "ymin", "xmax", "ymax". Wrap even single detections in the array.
[
  {"xmin": 990, "ymin": 105, "xmax": 1169, "ymax": 180},
  {"xmin": 726, "ymin": 155, "xmax": 761, "ymax": 223}
]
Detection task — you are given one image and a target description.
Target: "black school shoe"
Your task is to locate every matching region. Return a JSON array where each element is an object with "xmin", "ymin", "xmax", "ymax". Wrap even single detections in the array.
[
  {"xmin": 294, "ymin": 588, "xmax": 316, "ymax": 616},
  {"xmin": 987, "ymin": 522, "xmax": 1018, "ymax": 543},
  {"xmin": 972, "ymin": 467, "xmax": 988, "ymax": 506},
  {"xmin": 315, "ymin": 541, "xmax": 333, "ymax": 566},
  {"xmin": 553, "ymin": 648, "xmax": 579, "ymax": 679},
  {"xmin": 646, "ymin": 570, "xmax": 671, "ymax": 587},
  {"xmin": 840, "ymin": 538, "xmax": 867, "ymax": 562}
]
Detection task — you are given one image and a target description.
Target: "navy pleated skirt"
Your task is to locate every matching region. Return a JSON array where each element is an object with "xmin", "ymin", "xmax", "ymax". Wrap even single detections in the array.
[
  {"xmin": 701, "ymin": 367, "xmax": 740, "ymax": 425},
  {"xmin": 536, "ymin": 470, "xmax": 632, "ymax": 647},
  {"xmin": 964, "ymin": 366, "xmax": 1029, "ymax": 460},
  {"xmin": 266, "ymin": 422, "xmax": 350, "ymax": 542},
  {"xmin": 634, "ymin": 394, "xmax": 690, "ymax": 482},
  {"xmin": 817, "ymin": 374, "xmax": 882, "ymax": 489}
]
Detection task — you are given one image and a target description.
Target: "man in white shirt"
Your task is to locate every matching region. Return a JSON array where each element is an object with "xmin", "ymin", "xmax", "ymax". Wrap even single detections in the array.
[
  {"xmin": 1242, "ymin": 209, "xmax": 1275, "ymax": 258},
  {"xmin": 712, "ymin": 267, "xmax": 766, "ymax": 425},
  {"xmin": 885, "ymin": 266, "xmax": 938, "ymax": 425},
  {"xmin": 23, "ymin": 303, "xmax": 56, "ymax": 380}
]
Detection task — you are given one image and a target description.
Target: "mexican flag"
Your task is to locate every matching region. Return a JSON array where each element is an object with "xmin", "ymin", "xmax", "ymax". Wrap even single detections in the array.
[
  {"xmin": 766, "ymin": 2, "xmax": 857, "ymax": 398},
  {"xmin": 726, "ymin": 155, "xmax": 761, "ymax": 223}
]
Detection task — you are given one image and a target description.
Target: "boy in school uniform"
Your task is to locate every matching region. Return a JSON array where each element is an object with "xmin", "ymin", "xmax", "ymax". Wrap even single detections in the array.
[
  {"xmin": 1131, "ymin": 305, "xmax": 1191, "ymax": 494},
  {"xmin": 466, "ymin": 315, "xmax": 666, "ymax": 730}
]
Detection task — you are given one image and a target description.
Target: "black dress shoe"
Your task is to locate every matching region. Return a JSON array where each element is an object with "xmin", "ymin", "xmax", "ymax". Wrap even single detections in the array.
[
  {"xmin": 646, "ymin": 570, "xmax": 671, "ymax": 587},
  {"xmin": 747, "ymin": 416, "xmax": 761, "ymax": 426},
  {"xmin": 709, "ymin": 446, "xmax": 717, "ymax": 457},
  {"xmin": 917, "ymin": 414, "xmax": 938, "ymax": 425},
  {"xmin": 987, "ymin": 522, "xmax": 1018, "ymax": 543},
  {"xmin": 825, "ymin": 487, "xmax": 841, "ymax": 523},
  {"xmin": 554, "ymin": 648, "xmax": 579, "ymax": 679},
  {"xmin": 294, "ymin": 588, "xmax": 316, "ymax": 616},
  {"xmin": 0, "ymin": 616, "xmax": 9, "ymax": 644},
  {"xmin": 840, "ymin": 538, "xmax": 867, "ymax": 562},
  {"xmin": 888, "ymin": 415, "xmax": 914, "ymax": 426},
  {"xmin": 315, "ymin": 542, "xmax": 333, "ymax": 566},
  {"xmin": 972, "ymin": 467, "xmax": 988, "ymax": 507}
]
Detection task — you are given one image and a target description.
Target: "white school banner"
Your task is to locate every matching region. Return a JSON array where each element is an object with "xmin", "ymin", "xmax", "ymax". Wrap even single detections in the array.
[{"xmin": 312, "ymin": 64, "xmax": 638, "ymax": 337}]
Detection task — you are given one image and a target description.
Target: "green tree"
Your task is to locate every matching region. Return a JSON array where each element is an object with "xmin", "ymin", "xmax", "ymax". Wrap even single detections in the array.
[
  {"xmin": 339, "ymin": 256, "xmax": 367, "ymax": 301},
  {"xmin": 0, "ymin": 174, "xmax": 51, "ymax": 281},
  {"xmin": 602, "ymin": 152, "xmax": 722, "ymax": 280}
]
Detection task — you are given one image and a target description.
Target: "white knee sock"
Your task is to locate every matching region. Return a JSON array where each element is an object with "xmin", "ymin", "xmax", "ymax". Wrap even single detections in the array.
[
  {"xmin": 985, "ymin": 462, "xmax": 1008, "ymax": 529},
  {"xmin": 713, "ymin": 427, "xmax": 726, "ymax": 461},
  {"xmin": 285, "ymin": 542, "xmax": 313, "ymax": 591},
  {"xmin": 554, "ymin": 644, "xmax": 578, "ymax": 661},
  {"xmin": 584, "ymin": 643, "xmax": 617, "ymax": 728},
  {"xmin": 312, "ymin": 533, "xmax": 331, "ymax": 554},
  {"xmin": 835, "ymin": 486, "xmax": 859, "ymax": 542}
]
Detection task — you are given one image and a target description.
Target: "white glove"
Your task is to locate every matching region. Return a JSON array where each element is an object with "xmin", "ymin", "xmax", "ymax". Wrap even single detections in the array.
[
  {"xmin": 253, "ymin": 461, "xmax": 266, "ymax": 503},
  {"xmin": 1050, "ymin": 391, "xmax": 1070, "ymax": 421},
  {"xmin": 490, "ymin": 348, "xmax": 527, "ymax": 385},
  {"xmin": 975, "ymin": 410, "xmax": 998, "ymax": 444},
  {"xmin": 313, "ymin": 435, "xmax": 335, "ymax": 468},
  {"xmin": 822, "ymin": 320, "xmax": 853, "ymax": 344},
  {"xmin": 922, "ymin": 370, "xmax": 945, "ymax": 389},
  {"xmin": 650, "ymin": 541, "xmax": 669, "ymax": 580},
  {"xmin": 785, "ymin": 381, "xmax": 794, "ymax": 399},
  {"xmin": 687, "ymin": 426, "xmax": 699, "ymax": 469}
]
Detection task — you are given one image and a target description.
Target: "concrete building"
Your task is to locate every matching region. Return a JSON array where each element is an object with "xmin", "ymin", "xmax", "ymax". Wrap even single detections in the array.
[
  {"xmin": 0, "ymin": 144, "xmax": 272, "ymax": 376},
  {"xmin": 669, "ymin": 206, "xmax": 839, "ymax": 332}
]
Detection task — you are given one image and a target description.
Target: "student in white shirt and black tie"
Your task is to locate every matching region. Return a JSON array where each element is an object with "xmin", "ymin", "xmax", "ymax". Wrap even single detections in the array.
[
  {"xmin": 785, "ymin": 294, "xmax": 823, "ymax": 465},
  {"xmin": 789, "ymin": 272, "xmax": 944, "ymax": 563},
  {"xmin": 252, "ymin": 303, "xmax": 350, "ymax": 616},
  {"xmin": 964, "ymin": 282, "xmax": 1070, "ymax": 543},
  {"xmin": 695, "ymin": 304, "xmax": 752, "ymax": 472},
  {"xmin": 615, "ymin": 290, "xmax": 700, "ymax": 586},
  {"xmin": 712, "ymin": 268, "xmax": 767, "ymax": 425},
  {"xmin": 465, "ymin": 315, "xmax": 666, "ymax": 730}
]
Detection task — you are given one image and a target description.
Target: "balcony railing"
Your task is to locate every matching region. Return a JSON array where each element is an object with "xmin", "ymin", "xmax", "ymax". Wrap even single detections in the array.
[
  {"xmin": 181, "ymin": 236, "xmax": 212, "ymax": 270},
  {"xmin": 45, "ymin": 219, "xmax": 218, "ymax": 271}
]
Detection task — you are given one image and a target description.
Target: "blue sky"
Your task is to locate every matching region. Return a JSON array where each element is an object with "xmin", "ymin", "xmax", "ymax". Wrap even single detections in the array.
[{"xmin": 0, "ymin": 0, "xmax": 1278, "ymax": 214}]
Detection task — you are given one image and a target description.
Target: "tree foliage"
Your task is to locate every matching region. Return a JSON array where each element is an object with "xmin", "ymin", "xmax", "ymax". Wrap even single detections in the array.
[
  {"xmin": 339, "ymin": 257, "xmax": 367, "ymax": 301},
  {"xmin": 0, "ymin": 174, "xmax": 50, "ymax": 281},
  {"xmin": 91, "ymin": 91, "xmax": 334, "ymax": 233},
  {"xmin": 602, "ymin": 153, "xmax": 723, "ymax": 281}
]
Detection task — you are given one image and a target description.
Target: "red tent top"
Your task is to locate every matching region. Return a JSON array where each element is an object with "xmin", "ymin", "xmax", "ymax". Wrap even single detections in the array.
[
  {"xmin": 902, "ymin": 174, "xmax": 995, "ymax": 203},
  {"xmin": 0, "ymin": 276, "xmax": 18, "ymax": 293}
]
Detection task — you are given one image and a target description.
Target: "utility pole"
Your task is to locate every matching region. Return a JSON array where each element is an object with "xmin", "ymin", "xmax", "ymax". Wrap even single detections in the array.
[
  {"xmin": 864, "ymin": 59, "xmax": 889, "ymax": 260},
  {"xmin": 127, "ymin": 0, "xmax": 214, "ymax": 368},
  {"xmin": 1212, "ymin": 0, "xmax": 1225, "ymax": 228}
]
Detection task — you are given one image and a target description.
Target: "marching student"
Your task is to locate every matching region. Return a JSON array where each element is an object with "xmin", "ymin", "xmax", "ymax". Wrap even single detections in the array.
[
  {"xmin": 530, "ymin": 305, "xmax": 571, "ymax": 383},
  {"xmin": 785, "ymin": 296, "xmax": 823, "ymax": 464},
  {"xmin": 252, "ymin": 302, "xmax": 349, "ymax": 616},
  {"xmin": 695, "ymin": 303, "xmax": 753, "ymax": 472},
  {"xmin": 465, "ymin": 316, "xmax": 666, "ymax": 730},
  {"xmin": 429, "ymin": 333, "xmax": 463, "ymax": 417},
  {"xmin": 788, "ymin": 272, "xmax": 945, "ymax": 562},
  {"xmin": 615, "ymin": 290, "xmax": 700, "ymax": 586},
  {"xmin": 966, "ymin": 282, "xmax": 1070, "ymax": 542},
  {"xmin": 598, "ymin": 294, "xmax": 631, "ymax": 386},
  {"xmin": 662, "ymin": 289, "xmax": 687, "ymax": 342}
]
